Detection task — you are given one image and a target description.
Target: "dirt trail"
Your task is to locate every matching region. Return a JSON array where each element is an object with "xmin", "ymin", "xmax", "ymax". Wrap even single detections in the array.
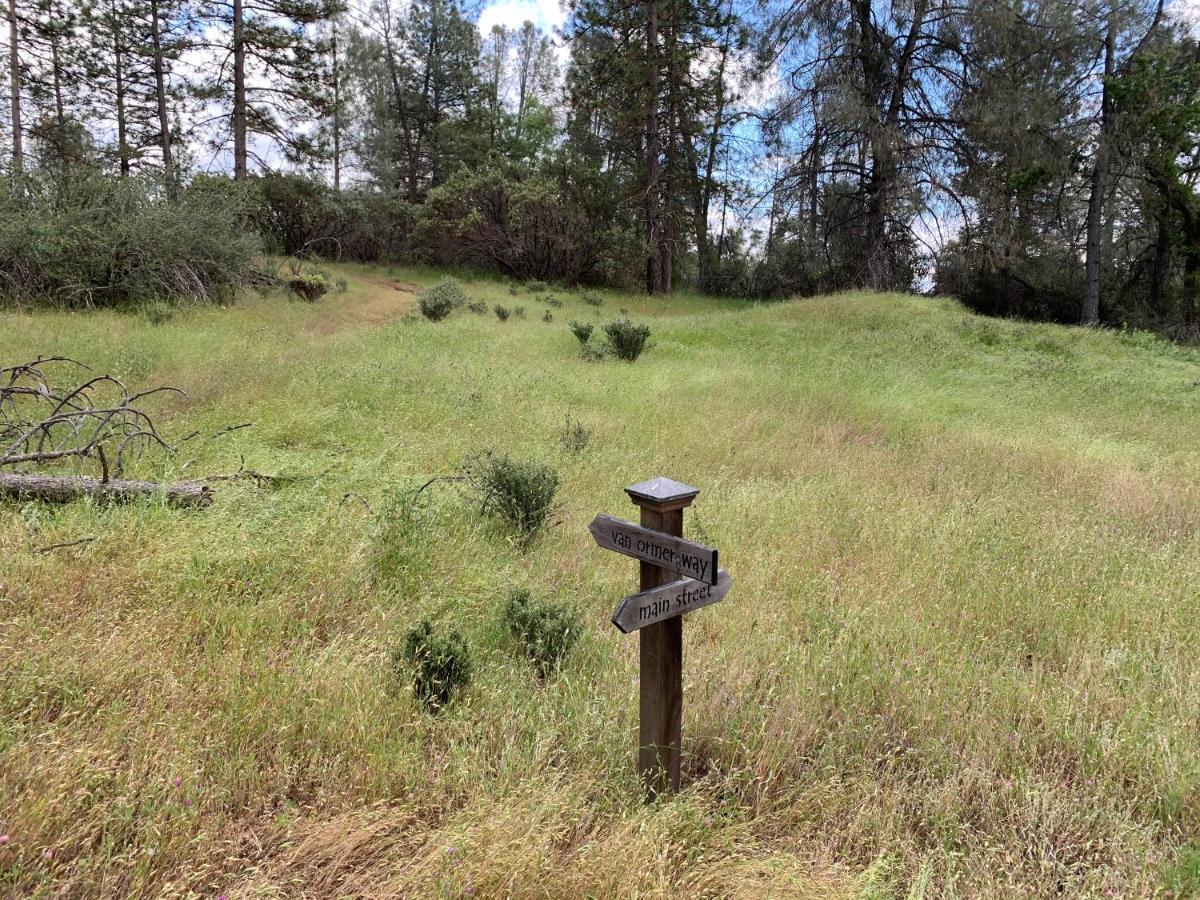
[{"xmin": 307, "ymin": 274, "xmax": 420, "ymax": 335}]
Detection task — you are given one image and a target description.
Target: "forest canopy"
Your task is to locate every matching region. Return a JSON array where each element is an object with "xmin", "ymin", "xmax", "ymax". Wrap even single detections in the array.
[{"xmin": 1, "ymin": 0, "xmax": 1198, "ymax": 334}]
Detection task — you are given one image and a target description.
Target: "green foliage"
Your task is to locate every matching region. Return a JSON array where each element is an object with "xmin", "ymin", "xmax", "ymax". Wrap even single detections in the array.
[
  {"xmin": 0, "ymin": 173, "xmax": 260, "ymax": 309},
  {"xmin": 602, "ymin": 318, "xmax": 651, "ymax": 361},
  {"xmin": 419, "ymin": 277, "xmax": 467, "ymax": 321},
  {"xmin": 394, "ymin": 619, "xmax": 473, "ymax": 711},
  {"xmin": 285, "ymin": 272, "xmax": 330, "ymax": 302},
  {"xmin": 514, "ymin": 305, "xmax": 526, "ymax": 319},
  {"xmin": 581, "ymin": 291, "xmax": 602, "ymax": 307},
  {"xmin": 527, "ymin": 280, "xmax": 548, "ymax": 293},
  {"xmin": 568, "ymin": 321, "xmax": 593, "ymax": 344},
  {"xmin": 466, "ymin": 300, "xmax": 488, "ymax": 314},
  {"xmin": 545, "ymin": 296, "xmax": 563, "ymax": 308},
  {"xmin": 500, "ymin": 589, "xmax": 579, "ymax": 677},
  {"xmin": 493, "ymin": 304, "xmax": 511, "ymax": 321},
  {"xmin": 140, "ymin": 300, "xmax": 174, "ymax": 325},
  {"xmin": 463, "ymin": 451, "xmax": 559, "ymax": 538},
  {"xmin": 560, "ymin": 416, "xmax": 591, "ymax": 453},
  {"xmin": 542, "ymin": 309, "xmax": 553, "ymax": 323}
]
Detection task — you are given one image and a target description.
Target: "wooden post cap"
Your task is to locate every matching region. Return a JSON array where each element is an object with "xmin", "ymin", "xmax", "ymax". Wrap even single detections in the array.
[{"xmin": 625, "ymin": 476, "xmax": 700, "ymax": 511}]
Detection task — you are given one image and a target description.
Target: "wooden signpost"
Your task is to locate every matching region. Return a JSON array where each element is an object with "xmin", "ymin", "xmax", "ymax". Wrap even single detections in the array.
[{"xmin": 589, "ymin": 476, "xmax": 733, "ymax": 797}]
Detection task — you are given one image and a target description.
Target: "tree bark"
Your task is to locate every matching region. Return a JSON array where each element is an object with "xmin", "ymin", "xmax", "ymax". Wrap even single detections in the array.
[
  {"xmin": 644, "ymin": 0, "xmax": 663, "ymax": 294},
  {"xmin": 150, "ymin": 0, "xmax": 175, "ymax": 197},
  {"xmin": 0, "ymin": 473, "xmax": 213, "ymax": 507},
  {"xmin": 8, "ymin": 0, "xmax": 21, "ymax": 172},
  {"xmin": 111, "ymin": 0, "xmax": 129, "ymax": 176},
  {"xmin": 331, "ymin": 16, "xmax": 341, "ymax": 190},
  {"xmin": 233, "ymin": 0, "xmax": 248, "ymax": 179},
  {"xmin": 1081, "ymin": 21, "xmax": 1115, "ymax": 327}
]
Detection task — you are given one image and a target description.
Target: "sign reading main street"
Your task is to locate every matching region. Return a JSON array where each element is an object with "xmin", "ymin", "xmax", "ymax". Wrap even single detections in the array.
[
  {"xmin": 588, "ymin": 513, "xmax": 718, "ymax": 585},
  {"xmin": 610, "ymin": 569, "xmax": 733, "ymax": 634}
]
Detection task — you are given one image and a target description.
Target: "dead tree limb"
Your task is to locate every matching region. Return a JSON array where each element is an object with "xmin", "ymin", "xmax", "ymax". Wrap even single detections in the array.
[{"xmin": 0, "ymin": 473, "xmax": 212, "ymax": 507}]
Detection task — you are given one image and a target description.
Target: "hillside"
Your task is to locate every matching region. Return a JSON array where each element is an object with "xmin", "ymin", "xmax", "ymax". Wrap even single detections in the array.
[{"xmin": 1, "ymin": 266, "xmax": 1198, "ymax": 897}]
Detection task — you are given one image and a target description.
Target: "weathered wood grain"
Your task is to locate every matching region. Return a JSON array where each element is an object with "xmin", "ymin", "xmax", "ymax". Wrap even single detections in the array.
[
  {"xmin": 0, "ymin": 473, "xmax": 212, "ymax": 507},
  {"xmin": 588, "ymin": 513, "xmax": 718, "ymax": 585},
  {"xmin": 611, "ymin": 569, "xmax": 733, "ymax": 634}
]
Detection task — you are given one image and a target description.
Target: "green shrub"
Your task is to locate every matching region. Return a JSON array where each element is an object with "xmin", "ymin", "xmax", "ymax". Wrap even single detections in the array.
[
  {"xmin": 581, "ymin": 291, "xmax": 602, "ymax": 307},
  {"xmin": 603, "ymin": 318, "xmax": 651, "ymax": 361},
  {"xmin": 542, "ymin": 309, "xmax": 553, "ymax": 323},
  {"xmin": 500, "ymin": 589, "xmax": 579, "ymax": 677},
  {"xmin": 560, "ymin": 416, "xmax": 591, "ymax": 453},
  {"xmin": 579, "ymin": 342, "xmax": 606, "ymax": 362},
  {"xmin": 463, "ymin": 451, "xmax": 559, "ymax": 538},
  {"xmin": 545, "ymin": 296, "xmax": 563, "ymax": 309},
  {"xmin": 0, "ymin": 172, "xmax": 260, "ymax": 309},
  {"xmin": 419, "ymin": 277, "xmax": 466, "ymax": 321},
  {"xmin": 335, "ymin": 277, "xmax": 349, "ymax": 293},
  {"xmin": 394, "ymin": 619, "xmax": 473, "ymax": 711},
  {"xmin": 285, "ymin": 272, "xmax": 329, "ymax": 302},
  {"xmin": 493, "ymin": 304, "xmax": 511, "ymax": 321},
  {"xmin": 527, "ymin": 280, "xmax": 548, "ymax": 293},
  {"xmin": 466, "ymin": 300, "xmax": 487, "ymax": 314},
  {"xmin": 569, "ymin": 321, "xmax": 593, "ymax": 344},
  {"xmin": 514, "ymin": 305, "xmax": 526, "ymax": 319},
  {"xmin": 140, "ymin": 299, "xmax": 174, "ymax": 325}
]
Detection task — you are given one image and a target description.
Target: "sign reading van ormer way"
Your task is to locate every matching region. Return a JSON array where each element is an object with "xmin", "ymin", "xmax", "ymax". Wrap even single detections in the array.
[{"xmin": 588, "ymin": 513, "xmax": 718, "ymax": 585}]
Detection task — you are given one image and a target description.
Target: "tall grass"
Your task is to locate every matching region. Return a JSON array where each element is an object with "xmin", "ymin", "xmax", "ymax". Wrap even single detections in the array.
[{"xmin": 0, "ymin": 266, "xmax": 1197, "ymax": 896}]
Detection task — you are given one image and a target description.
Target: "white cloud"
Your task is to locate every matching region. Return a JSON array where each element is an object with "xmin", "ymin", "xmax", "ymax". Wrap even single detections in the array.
[{"xmin": 478, "ymin": 0, "xmax": 565, "ymax": 36}]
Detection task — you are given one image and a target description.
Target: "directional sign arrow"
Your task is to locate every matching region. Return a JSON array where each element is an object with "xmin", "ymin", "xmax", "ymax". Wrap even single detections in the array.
[
  {"xmin": 611, "ymin": 570, "xmax": 733, "ymax": 634},
  {"xmin": 588, "ymin": 514, "xmax": 718, "ymax": 585}
]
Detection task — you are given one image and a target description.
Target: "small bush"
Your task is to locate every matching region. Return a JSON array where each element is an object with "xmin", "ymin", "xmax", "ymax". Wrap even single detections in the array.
[
  {"xmin": 581, "ymin": 291, "xmax": 602, "ymax": 307},
  {"xmin": 542, "ymin": 310, "xmax": 553, "ymax": 323},
  {"xmin": 501, "ymin": 589, "xmax": 579, "ymax": 677},
  {"xmin": 560, "ymin": 416, "xmax": 591, "ymax": 453},
  {"xmin": 493, "ymin": 304, "xmax": 511, "ymax": 321},
  {"xmin": 546, "ymin": 296, "xmax": 563, "ymax": 309},
  {"xmin": 569, "ymin": 321, "xmax": 593, "ymax": 344},
  {"xmin": 527, "ymin": 280, "xmax": 548, "ymax": 294},
  {"xmin": 463, "ymin": 451, "xmax": 559, "ymax": 538},
  {"xmin": 419, "ymin": 277, "xmax": 466, "ymax": 321},
  {"xmin": 514, "ymin": 305, "xmax": 526, "ymax": 319},
  {"xmin": 335, "ymin": 277, "xmax": 349, "ymax": 293},
  {"xmin": 466, "ymin": 300, "xmax": 487, "ymax": 314},
  {"xmin": 394, "ymin": 619, "xmax": 473, "ymax": 711},
  {"xmin": 603, "ymin": 318, "xmax": 651, "ymax": 361},
  {"xmin": 285, "ymin": 272, "xmax": 329, "ymax": 302},
  {"xmin": 141, "ymin": 300, "xmax": 174, "ymax": 325},
  {"xmin": 580, "ymin": 342, "xmax": 606, "ymax": 362},
  {"xmin": 508, "ymin": 285, "xmax": 519, "ymax": 296}
]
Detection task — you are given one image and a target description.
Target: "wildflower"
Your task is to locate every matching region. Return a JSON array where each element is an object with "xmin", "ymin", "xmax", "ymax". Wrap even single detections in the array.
[{"xmin": 0, "ymin": 834, "xmax": 9, "ymax": 845}]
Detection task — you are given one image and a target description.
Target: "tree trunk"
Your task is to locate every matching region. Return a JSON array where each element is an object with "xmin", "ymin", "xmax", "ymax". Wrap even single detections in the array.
[
  {"xmin": 150, "ymin": 0, "xmax": 175, "ymax": 198},
  {"xmin": 0, "ymin": 473, "xmax": 213, "ymax": 507},
  {"xmin": 1082, "ymin": 20, "xmax": 1115, "ymax": 326},
  {"xmin": 233, "ymin": 0, "xmax": 248, "ymax": 179},
  {"xmin": 1148, "ymin": 215, "xmax": 1169, "ymax": 313},
  {"xmin": 111, "ymin": 0, "xmax": 129, "ymax": 176},
  {"xmin": 7, "ymin": 0, "xmax": 21, "ymax": 172},
  {"xmin": 331, "ymin": 17, "xmax": 341, "ymax": 190},
  {"xmin": 644, "ymin": 0, "xmax": 663, "ymax": 294}
]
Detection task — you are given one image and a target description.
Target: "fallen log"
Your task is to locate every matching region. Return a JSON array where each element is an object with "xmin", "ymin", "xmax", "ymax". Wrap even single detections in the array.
[{"xmin": 0, "ymin": 473, "xmax": 212, "ymax": 508}]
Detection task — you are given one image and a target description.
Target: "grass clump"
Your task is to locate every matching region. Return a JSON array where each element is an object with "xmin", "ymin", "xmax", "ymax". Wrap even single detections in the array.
[
  {"xmin": 560, "ymin": 416, "xmax": 591, "ymax": 453},
  {"xmin": 603, "ymin": 318, "xmax": 651, "ymax": 361},
  {"xmin": 500, "ymin": 589, "xmax": 579, "ymax": 677},
  {"xmin": 493, "ymin": 304, "xmax": 511, "ymax": 322},
  {"xmin": 419, "ymin": 277, "xmax": 467, "ymax": 321},
  {"xmin": 285, "ymin": 272, "xmax": 330, "ymax": 302},
  {"xmin": 545, "ymin": 296, "xmax": 563, "ymax": 309},
  {"xmin": 542, "ymin": 310, "xmax": 553, "ymax": 323},
  {"xmin": 581, "ymin": 291, "xmax": 602, "ymax": 307},
  {"xmin": 463, "ymin": 451, "xmax": 558, "ymax": 538},
  {"xmin": 569, "ymin": 321, "xmax": 593, "ymax": 345},
  {"xmin": 514, "ymin": 306, "xmax": 526, "ymax": 319},
  {"xmin": 394, "ymin": 619, "xmax": 473, "ymax": 711},
  {"xmin": 526, "ymin": 280, "xmax": 548, "ymax": 294},
  {"xmin": 466, "ymin": 299, "xmax": 487, "ymax": 314}
]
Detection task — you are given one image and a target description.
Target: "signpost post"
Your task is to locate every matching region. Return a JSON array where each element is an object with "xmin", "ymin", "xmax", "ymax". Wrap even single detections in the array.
[{"xmin": 589, "ymin": 476, "xmax": 733, "ymax": 798}]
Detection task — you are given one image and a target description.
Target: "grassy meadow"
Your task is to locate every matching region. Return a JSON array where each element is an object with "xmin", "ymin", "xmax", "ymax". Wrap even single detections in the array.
[{"xmin": 2, "ymin": 265, "xmax": 1199, "ymax": 897}]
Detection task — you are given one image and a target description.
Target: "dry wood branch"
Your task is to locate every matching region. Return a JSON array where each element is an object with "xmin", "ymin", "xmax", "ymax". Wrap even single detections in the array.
[
  {"xmin": 1, "ymin": 357, "xmax": 184, "ymax": 477},
  {"xmin": 0, "ymin": 473, "xmax": 212, "ymax": 507}
]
